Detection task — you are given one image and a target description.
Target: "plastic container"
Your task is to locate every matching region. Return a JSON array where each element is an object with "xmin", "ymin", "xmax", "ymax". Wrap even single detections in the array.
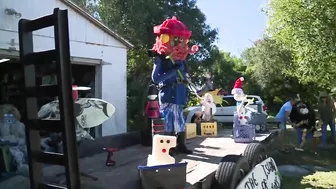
[
  {"xmin": 200, "ymin": 122, "xmax": 217, "ymax": 136},
  {"xmin": 233, "ymin": 112, "xmax": 256, "ymax": 143},
  {"xmin": 233, "ymin": 124, "xmax": 256, "ymax": 143},
  {"xmin": 138, "ymin": 162, "xmax": 187, "ymax": 189}
]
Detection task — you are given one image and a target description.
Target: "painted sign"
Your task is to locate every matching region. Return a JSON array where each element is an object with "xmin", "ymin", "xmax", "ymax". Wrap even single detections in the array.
[{"xmin": 236, "ymin": 157, "xmax": 281, "ymax": 189}]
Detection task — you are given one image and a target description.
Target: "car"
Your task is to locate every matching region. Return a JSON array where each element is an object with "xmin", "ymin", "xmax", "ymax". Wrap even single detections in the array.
[{"xmin": 184, "ymin": 95, "xmax": 268, "ymax": 124}]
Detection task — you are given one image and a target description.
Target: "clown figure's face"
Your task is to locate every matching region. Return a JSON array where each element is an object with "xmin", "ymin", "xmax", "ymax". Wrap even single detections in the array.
[{"xmin": 234, "ymin": 92, "xmax": 245, "ymax": 101}]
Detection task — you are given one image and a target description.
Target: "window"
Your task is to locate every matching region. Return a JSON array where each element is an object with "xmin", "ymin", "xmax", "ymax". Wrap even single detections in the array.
[{"xmin": 222, "ymin": 97, "xmax": 237, "ymax": 107}]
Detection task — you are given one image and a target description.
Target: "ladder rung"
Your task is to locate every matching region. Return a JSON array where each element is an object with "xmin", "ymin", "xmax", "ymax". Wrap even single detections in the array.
[
  {"xmin": 24, "ymin": 50, "xmax": 57, "ymax": 64},
  {"xmin": 26, "ymin": 120, "xmax": 63, "ymax": 132},
  {"xmin": 25, "ymin": 85, "xmax": 59, "ymax": 97},
  {"xmin": 38, "ymin": 183, "xmax": 66, "ymax": 189},
  {"xmin": 23, "ymin": 14, "xmax": 55, "ymax": 32},
  {"xmin": 33, "ymin": 151, "xmax": 65, "ymax": 165}
]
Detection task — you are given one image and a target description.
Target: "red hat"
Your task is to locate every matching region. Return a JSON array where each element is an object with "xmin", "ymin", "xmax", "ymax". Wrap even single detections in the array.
[
  {"xmin": 153, "ymin": 16, "xmax": 192, "ymax": 39},
  {"xmin": 231, "ymin": 77, "xmax": 244, "ymax": 94}
]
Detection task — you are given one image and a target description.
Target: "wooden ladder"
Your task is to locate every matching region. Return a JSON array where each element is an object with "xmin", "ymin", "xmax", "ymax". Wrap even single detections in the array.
[{"xmin": 18, "ymin": 8, "xmax": 81, "ymax": 189}]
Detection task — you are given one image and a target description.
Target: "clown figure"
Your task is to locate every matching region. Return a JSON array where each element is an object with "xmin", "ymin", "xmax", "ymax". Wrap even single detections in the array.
[{"xmin": 150, "ymin": 16, "xmax": 199, "ymax": 154}]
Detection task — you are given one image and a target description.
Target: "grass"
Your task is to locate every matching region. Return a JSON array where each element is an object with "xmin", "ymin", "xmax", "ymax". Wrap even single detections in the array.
[
  {"xmin": 282, "ymin": 172, "xmax": 336, "ymax": 189},
  {"xmin": 269, "ymin": 124, "xmax": 336, "ymax": 189}
]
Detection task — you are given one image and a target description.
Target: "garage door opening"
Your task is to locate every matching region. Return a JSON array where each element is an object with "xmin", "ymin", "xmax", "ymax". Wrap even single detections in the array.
[
  {"xmin": 0, "ymin": 58, "xmax": 25, "ymax": 116},
  {"xmin": 0, "ymin": 58, "xmax": 100, "ymax": 138},
  {"xmin": 72, "ymin": 64, "xmax": 96, "ymax": 98}
]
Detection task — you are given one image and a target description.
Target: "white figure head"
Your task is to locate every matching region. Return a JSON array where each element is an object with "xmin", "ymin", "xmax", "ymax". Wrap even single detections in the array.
[
  {"xmin": 204, "ymin": 93, "xmax": 214, "ymax": 104},
  {"xmin": 152, "ymin": 135, "xmax": 176, "ymax": 155},
  {"xmin": 231, "ymin": 77, "xmax": 245, "ymax": 101},
  {"xmin": 234, "ymin": 91, "xmax": 246, "ymax": 101},
  {"xmin": 147, "ymin": 94, "xmax": 157, "ymax": 100}
]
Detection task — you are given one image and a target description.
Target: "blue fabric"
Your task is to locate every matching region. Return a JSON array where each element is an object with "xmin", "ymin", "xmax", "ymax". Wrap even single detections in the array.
[
  {"xmin": 160, "ymin": 103, "xmax": 185, "ymax": 133},
  {"xmin": 278, "ymin": 122, "xmax": 287, "ymax": 130},
  {"xmin": 275, "ymin": 101, "xmax": 292, "ymax": 123},
  {"xmin": 151, "ymin": 56, "xmax": 188, "ymax": 105},
  {"xmin": 321, "ymin": 121, "xmax": 336, "ymax": 146}
]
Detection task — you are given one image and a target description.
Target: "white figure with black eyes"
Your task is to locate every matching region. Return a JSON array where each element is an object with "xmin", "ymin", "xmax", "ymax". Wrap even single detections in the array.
[
  {"xmin": 147, "ymin": 135, "xmax": 177, "ymax": 166},
  {"xmin": 201, "ymin": 93, "xmax": 217, "ymax": 121}
]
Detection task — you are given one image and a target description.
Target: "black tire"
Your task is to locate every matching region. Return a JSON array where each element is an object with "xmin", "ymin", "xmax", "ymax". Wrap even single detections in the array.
[
  {"xmin": 213, "ymin": 155, "xmax": 250, "ymax": 189},
  {"xmin": 243, "ymin": 143, "xmax": 267, "ymax": 168},
  {"xmin": 260, "ymin": 124, "xmax": 267, "ymax": 132}
]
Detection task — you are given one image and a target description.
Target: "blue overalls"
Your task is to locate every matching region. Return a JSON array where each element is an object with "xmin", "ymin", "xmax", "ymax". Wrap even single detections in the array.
[{"xmin": 151, "ymin": 56, "xmax": 188, "ymax": 133}]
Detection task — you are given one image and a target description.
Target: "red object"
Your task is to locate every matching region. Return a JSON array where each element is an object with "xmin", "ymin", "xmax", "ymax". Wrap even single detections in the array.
[
  {"xmin": 263, "ymin": 105, "xmax": 267, "ymax": 111},
  {"xmin": 162, "ymin": 148, "xmax": 167, "ymax": 153},
  {"xmin": 145, "ymin": 100, "xmax": 160, "ymax": 119},
  {"xmin": 233, "ymin": 77, "xmax": 244, "ymax": 90},
  {"xmin": 103, "ymin": 148, "xmax": 119, "ymax": 166},
  {"xmin": 72, "ymin": 85, "xmax": 79, "ymax": 100}
]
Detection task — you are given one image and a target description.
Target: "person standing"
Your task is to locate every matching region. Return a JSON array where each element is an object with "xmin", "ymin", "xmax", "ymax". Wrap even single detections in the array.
[
  {"xmin": 275, "ymin": 94, "xmax": 300, "ymax": 152},
  {"xmin": 318, "ymin": 92, "xmax": 336, "ymax": 147}
]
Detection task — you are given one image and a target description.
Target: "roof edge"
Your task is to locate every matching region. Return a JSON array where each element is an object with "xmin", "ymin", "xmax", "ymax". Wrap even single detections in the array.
[{"xmin": 59, "ymin": 0, "xmax": 133, "ymax": 49}]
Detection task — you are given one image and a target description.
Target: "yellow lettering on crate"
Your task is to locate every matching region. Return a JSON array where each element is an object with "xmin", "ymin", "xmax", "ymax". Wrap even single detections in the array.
[{"xmin": 201, "ymin": 122, "xmax": 218, "ymax": 136}]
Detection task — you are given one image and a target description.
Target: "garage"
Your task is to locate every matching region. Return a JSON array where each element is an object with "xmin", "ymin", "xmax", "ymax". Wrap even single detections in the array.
[{"xmin": 0, "ymin": 0, "xmax": 133, "ymax": 137}]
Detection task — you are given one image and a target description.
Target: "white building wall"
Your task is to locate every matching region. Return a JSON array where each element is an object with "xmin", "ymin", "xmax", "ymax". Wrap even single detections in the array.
[{"xmin": 0, "ymin": 0, "xmax": 127, "ymax": 135}]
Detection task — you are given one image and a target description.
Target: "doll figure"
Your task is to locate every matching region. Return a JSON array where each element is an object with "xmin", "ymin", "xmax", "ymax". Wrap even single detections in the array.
[
  {"xmin": 144, "ymin": 84, "xmax": 160, "ymax": 119},
  {"xmin": 0, "ymin": 105, "xmax": 29, "ymax": 176},
  {"xmin": 201, "ymin": 93, "xmax": 216, "ymax": 121}
]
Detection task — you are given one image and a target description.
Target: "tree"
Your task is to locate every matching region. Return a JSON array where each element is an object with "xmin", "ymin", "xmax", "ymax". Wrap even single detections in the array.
[
  {"xmin": 91, "ymin": 0, "xmax": 219, "ymax": 131},
  {"xmin": 242, "ymin": 39, "xmax": 321, "ymax": 114},
  {"xmin": 265, "ymin": 0, "xmax": 336, "ymax": 88}
]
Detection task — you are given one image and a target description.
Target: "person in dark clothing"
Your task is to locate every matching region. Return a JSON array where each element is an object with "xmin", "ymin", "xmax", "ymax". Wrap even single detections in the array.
[{"xmin": 290, "ymin": 101, "xmax": 321, "ymax": 152}]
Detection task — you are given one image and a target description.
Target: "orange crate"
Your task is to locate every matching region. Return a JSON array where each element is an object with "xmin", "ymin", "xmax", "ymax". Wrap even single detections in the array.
[
  {"xmin": 201, "ymin": 122, "xmax": 217, "ymax": 136},
  {"xmin": 186, "ymin": 123, "xmax": 197, "ymax": 139}
]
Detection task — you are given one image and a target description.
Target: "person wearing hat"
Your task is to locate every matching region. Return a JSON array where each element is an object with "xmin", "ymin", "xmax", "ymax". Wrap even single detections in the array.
[
  {"xmin": 275, "ymin": 93, "xmax": 300, "ymax": 153},
  {"xmin": 318, "ymin": 92, "xmax": 336, "ymax": 148}
]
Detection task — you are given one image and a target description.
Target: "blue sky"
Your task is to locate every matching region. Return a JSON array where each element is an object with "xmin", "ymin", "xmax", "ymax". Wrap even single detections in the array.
[{"xmin": 196, "ymin": 0, "xmax": 268, "ymax": 57}]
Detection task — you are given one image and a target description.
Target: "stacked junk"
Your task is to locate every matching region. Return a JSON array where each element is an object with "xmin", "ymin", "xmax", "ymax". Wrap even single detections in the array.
[{"xmin": 0, "ymin": 86, "xmax": 115, "ymax": 177}]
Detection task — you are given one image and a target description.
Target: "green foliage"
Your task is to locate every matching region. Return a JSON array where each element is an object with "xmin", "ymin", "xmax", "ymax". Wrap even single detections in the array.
[
  {"xmin": 91, "ymin": 0, "xmax": 219, "ymax": 131},
  {"xmin": 242, "ymin": 39, "xmax": 321, "ymax": 115},
  {"xmin": 266, "ymin": 0, "xmax": 336, "ymax": 88}
]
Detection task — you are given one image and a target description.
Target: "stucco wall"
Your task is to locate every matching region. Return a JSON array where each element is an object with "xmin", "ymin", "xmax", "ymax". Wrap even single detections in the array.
[{"xmin": 0, "ymin": 0, "xmax": 127, "ymax": 135}]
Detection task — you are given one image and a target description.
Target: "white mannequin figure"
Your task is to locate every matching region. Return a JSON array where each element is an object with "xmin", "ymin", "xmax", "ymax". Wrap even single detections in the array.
[
  {"xmin": 147, "ymin": 135, "xmax": 177, "ymax": 166},
  {"xmin": 201, "ymin": 93, "xmax": 217, "ymax": 121}
]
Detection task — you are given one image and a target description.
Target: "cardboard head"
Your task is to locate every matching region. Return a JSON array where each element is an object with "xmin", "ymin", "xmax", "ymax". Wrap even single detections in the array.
[{"xmin": 152, "ymin": 135, "xmax": 176, "ymax": 154}]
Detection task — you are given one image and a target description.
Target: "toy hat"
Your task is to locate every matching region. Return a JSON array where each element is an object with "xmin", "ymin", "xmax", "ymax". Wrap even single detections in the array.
[
  {"xmin": 231, "ymin": 77, "xmax": 244, "ymax": 95},
  {"xmin": 153, "ymin": 16, "xmax": 192, "ymax": 39},
  {"xmin": 148, "ymin": 84, "xmax": 158, "ymax": 96}
]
